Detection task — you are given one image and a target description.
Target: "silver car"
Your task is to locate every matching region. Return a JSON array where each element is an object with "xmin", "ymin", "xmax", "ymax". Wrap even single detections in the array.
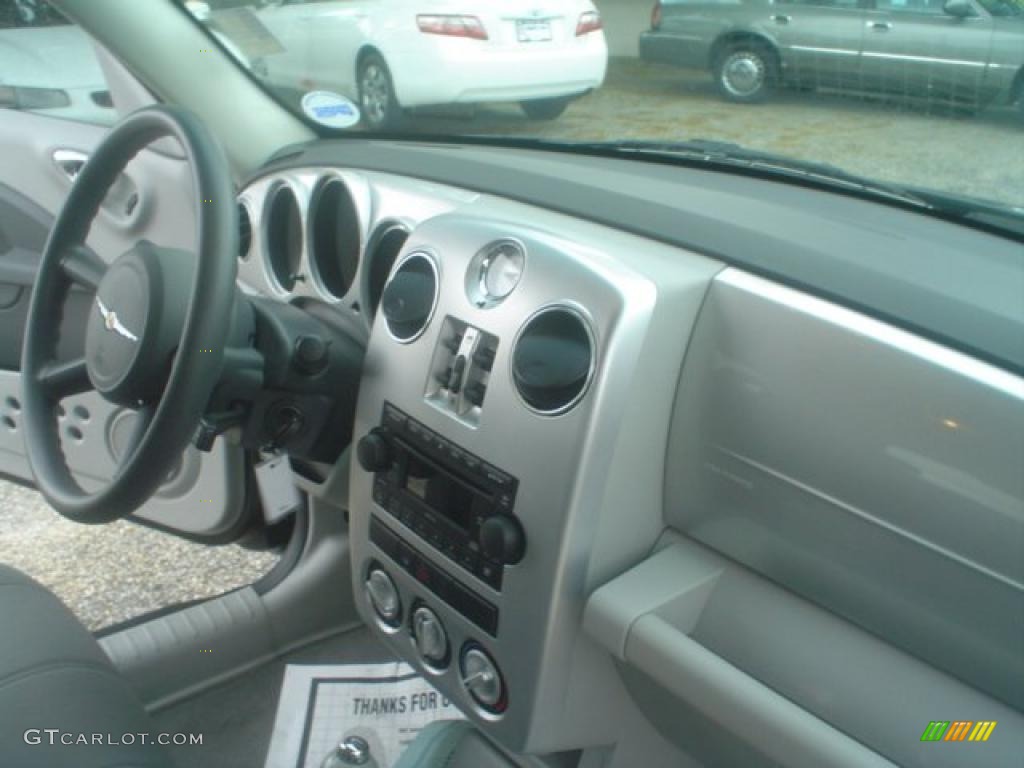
[{"xmin": 640, "ymin": 0, "xmax": 1024, "ymax": 112}]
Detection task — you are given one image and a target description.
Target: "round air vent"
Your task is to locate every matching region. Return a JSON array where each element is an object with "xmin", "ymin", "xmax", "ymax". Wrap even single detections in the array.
[
  {"xmin": 365, "ymin": 222, "xmax": 409, "ymax": 318},
  {"xmin": 466, "ymin": 239, "xmax": 525, "ymax": 308},
  {"xmin": 264, "ymin": 184, "xmax": 303, "ymax": 292},
  {"xmin": 380, "ymin": 252, "xmax": 438, "ymax": 343},
  {"xmin": 237, "ymin": 202, "xmax": 252, "ymax": 261},
  {"xmin": 309, "ymin": 177, "xmax": 360, "ymax": 299},
  {"xmin": 513, "ymin": 306, "xmax": 594, "ymax": 414}
]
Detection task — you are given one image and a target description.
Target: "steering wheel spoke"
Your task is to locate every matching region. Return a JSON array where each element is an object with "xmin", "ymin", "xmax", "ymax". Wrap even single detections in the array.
[
  {"xmin": 38, "ymin": 357, "xmax": 92, "ymax": 401},
  {"xmin": 118, "ymin": 404, "xmax": 155, "ymax": 470},
  {"xmin": 60, "ymin": 245, "xmax": 107, "ymax": 291}
]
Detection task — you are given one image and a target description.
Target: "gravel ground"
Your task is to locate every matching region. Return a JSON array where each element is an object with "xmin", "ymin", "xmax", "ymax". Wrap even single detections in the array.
[
  {"xmin": 0, "ymin": 481, "xmax": 278, "ymax": 632},
  {"xmin": 401, "ymin": 58, "xmax": 1024, "ymax": 208}
]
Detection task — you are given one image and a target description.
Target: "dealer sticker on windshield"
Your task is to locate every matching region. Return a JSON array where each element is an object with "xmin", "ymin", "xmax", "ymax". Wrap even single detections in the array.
[{"xmin": 301, "ymin": 91, "xmax": 361, "ymax": 129}]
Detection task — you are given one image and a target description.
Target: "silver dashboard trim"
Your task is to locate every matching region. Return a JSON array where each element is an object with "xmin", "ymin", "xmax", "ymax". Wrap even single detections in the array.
[
  {"xmin": 719, "ymin": 269, "xmax": 1024, "ymax": 400},
  {"xmin": 666, "ymin": 266, "xmax": 1024, "ymax": 713}
]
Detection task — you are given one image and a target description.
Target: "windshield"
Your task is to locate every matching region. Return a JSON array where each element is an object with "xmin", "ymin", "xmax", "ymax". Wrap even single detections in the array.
[{"xmin": 176, "ymin": 0, "xmax": 1023, "ymax": 218}]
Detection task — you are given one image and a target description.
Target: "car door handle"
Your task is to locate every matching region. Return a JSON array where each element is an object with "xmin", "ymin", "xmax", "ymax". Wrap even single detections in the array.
[
  {"xmin": 53, "ymin": 149, "xmax": 141, "ymax": 219},
  {"xmin": 53, "ymin": 149, "xmax": 89, "ymax": 181},
  {"xmin": 867, "ymin": 20, "xmax": 893, "ymax": 31},
  {"xmin": 771, "ymin": 14, "xmax": 792, "ymax": 24}
]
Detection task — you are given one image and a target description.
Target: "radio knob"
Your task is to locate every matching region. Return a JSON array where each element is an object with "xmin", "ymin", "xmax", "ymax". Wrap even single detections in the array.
[
  {"xmin": 478, "ymin": 515, "xmax": 525, "ymax": 566},
  {"xmin": 357, "ymin": 429, "xmax": 391, "ymax": 473}
]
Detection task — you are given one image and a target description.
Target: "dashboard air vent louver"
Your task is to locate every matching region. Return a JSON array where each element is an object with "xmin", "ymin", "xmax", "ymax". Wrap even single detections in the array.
[
  {"xmin": 237, "ymin": 202, "xmax": 252, "ymax": 261},
  {"xmin": 264, "ymin": 183, "xmax": 303, "ymax": 292},
  {"xmin": 380, "ymin": 252, "xmax": 438, "ymax": 343},
  {"xmin": 366, "ymin": 222, "xmax": 409, "ymax": 318},
  {"xmin": 309, "ymin": 177, "xmax": 360, "ymax": 299},
  {"xmin": 512, "ymin": 306, "xmax": 594, "ymax": 414}
]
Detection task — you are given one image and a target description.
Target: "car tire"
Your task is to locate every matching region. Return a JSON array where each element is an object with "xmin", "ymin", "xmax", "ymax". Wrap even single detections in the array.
[
  {"xmin": 714, "ymin": 44, "xmax": 776, "ymax": 104},
  {"xmin": 358, "ymin": 53, "xmax": 401, "ymax": 130},
  {"xmin": 520, "ymin": 97, "xmax": 572, "ymax": 121}
]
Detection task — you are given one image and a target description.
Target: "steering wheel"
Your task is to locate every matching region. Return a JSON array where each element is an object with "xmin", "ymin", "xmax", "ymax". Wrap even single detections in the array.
[{"xmin": 21, "ymin": 105, "xmax": 237, "ymax": 523}]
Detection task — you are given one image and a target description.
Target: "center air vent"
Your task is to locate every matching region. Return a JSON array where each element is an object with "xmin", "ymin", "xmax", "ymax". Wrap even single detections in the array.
[
  {"xmin": 237, "ymin": 202, "xmax": 252, "ymax": 261},
  {"xmin": 512, "ymin": 306, "xmax": 594, "ymax": 414},
  {"xmin": 380, "ymin": 252, "xmax": 438, "ymax": 343},
  {"xmin": 366, "ymin": 222, "xmax": 409, "ymax": 318},
  {"xmin": 264, "ymin": 184, "xmax": 303, "ymax": 292},
  {"xmin": 309, "ymin": 176, "xmax": 360, "ymax": 299}
]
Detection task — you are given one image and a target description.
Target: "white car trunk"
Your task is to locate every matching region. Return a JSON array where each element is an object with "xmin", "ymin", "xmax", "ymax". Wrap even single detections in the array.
[{"xmin": 432, "ymin": 0, "xmax": 587, "ymax": 49}]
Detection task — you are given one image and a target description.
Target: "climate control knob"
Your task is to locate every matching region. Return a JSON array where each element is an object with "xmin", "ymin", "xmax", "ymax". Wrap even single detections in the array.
[
  {"xmin": 357, "ymin": 429, "xmax": 391, "ymax": 473},
  {"xmin": 412, "ymin": 606, "xmax": 449, "ymax": 667},
  {"xmin": 365, "ymin": 567, "xmax": 401, "ymax": 626},
  {"xmin": 478, "ymin": 515, "xmax": 525, "ymax": 566},
  {"xmin": 460, "ymin": 645, "xmax": 505, "ymax": 712}
]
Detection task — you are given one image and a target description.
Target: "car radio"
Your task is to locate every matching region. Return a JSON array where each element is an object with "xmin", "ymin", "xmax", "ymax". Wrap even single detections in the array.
[{"xmin": 356, "ymin": 403, "xmax": 525, "ymax": 592}]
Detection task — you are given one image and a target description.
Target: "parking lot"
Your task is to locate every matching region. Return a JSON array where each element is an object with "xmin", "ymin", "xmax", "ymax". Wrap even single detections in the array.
[
  {"xmin": 402, "ymin": 58, "xmax": 1023, "ymax": 208},
  {"xmin": 0, "ymin": 481, "xmax": 277, "ymax": 631}
]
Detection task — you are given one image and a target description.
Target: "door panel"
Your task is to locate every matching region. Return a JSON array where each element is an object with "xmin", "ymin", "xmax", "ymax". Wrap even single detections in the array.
[
  {"xmin": 772, "ymin": 0, "xmax": 866, "ymax": 88},
  {"xmin": 0, "ymin": 55, "xmax": 251, "ymax": 540},
  {"xmin": 861, "ymin": 1, "xmax": 995, "ymax": 101}
]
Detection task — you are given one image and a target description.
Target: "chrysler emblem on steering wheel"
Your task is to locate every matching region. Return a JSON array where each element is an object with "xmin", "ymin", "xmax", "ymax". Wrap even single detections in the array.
[{"xmin": 96, "ymin": 297, "xmax": 139, "ymax": 342}]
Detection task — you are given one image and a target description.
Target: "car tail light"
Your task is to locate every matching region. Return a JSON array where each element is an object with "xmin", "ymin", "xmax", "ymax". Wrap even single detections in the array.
[
  {"xmin": 575, "ymin": 11, "xmax": 602, "ymax": 36},
  {"xmin": 417, "ymin": 15, "xmax": 488, "ymax": 40},
  {"xmin": 651, "ymin": 1, "xmax": 662, "ymax": 29}
]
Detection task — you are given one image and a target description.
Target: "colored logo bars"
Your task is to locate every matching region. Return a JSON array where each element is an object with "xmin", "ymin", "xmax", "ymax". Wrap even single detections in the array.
[{"xmin": 921, "ymin": 721, "xmax": 997, "ymax": 743}]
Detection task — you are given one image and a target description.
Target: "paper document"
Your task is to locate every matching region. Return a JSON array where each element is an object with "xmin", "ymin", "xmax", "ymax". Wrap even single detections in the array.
[{"xmin": 264, "ymin": 662, "xmax": 466, "ymax": 768}]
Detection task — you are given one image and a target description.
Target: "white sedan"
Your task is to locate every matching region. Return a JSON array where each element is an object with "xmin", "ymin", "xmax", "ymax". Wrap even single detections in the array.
[{"xmin": 254, "ymin": 0, "xmax": 608, "ymax": 128}]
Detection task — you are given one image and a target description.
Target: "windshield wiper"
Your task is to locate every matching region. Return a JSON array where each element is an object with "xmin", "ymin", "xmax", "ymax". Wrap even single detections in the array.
[
  {"xmin": 900, "ymin": 185, "xmax": 1024, "ymax": 238},
  {"xmin": 557, "ymin": 138, "xmax": 938, "ymax": 211}
]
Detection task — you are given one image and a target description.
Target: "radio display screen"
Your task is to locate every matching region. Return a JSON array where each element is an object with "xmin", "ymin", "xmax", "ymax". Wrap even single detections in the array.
[{"xmin": 403, "ymin": 452, "xmax": 479, "ymax": 531}]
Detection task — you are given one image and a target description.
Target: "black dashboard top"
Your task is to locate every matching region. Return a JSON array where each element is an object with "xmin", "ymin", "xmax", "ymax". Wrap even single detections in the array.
[{"xmin": 256, "ymin": 139, "xmax": 1024, "ymax": 377}]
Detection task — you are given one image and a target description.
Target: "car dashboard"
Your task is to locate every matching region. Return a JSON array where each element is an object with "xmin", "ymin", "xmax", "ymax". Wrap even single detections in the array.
[{"xmin": 235, "ymin": 146, "xmax": 1024, "ymax": 767}]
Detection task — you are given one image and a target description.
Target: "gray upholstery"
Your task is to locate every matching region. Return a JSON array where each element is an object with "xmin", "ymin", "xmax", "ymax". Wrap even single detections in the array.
[
  {"xmin": 394, "ymin": 721, "xmax": 519, "ymax": 768},
  {"xmin": 0, "ymin": 564, "xmax": 173, "ymax": 768}
]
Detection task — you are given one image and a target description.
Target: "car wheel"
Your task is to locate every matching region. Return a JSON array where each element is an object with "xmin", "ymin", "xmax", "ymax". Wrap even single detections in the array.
[
  {"xmin": 520, "ymin": 97, "xmax": 572, "ymax": 121},
  {"xmin": 714, "ymin": 44, "xmax": 776, "ymax": 104},
  {"xmin": 358, "ymin": 53, "xmax": 401, "ymax": 130}
]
